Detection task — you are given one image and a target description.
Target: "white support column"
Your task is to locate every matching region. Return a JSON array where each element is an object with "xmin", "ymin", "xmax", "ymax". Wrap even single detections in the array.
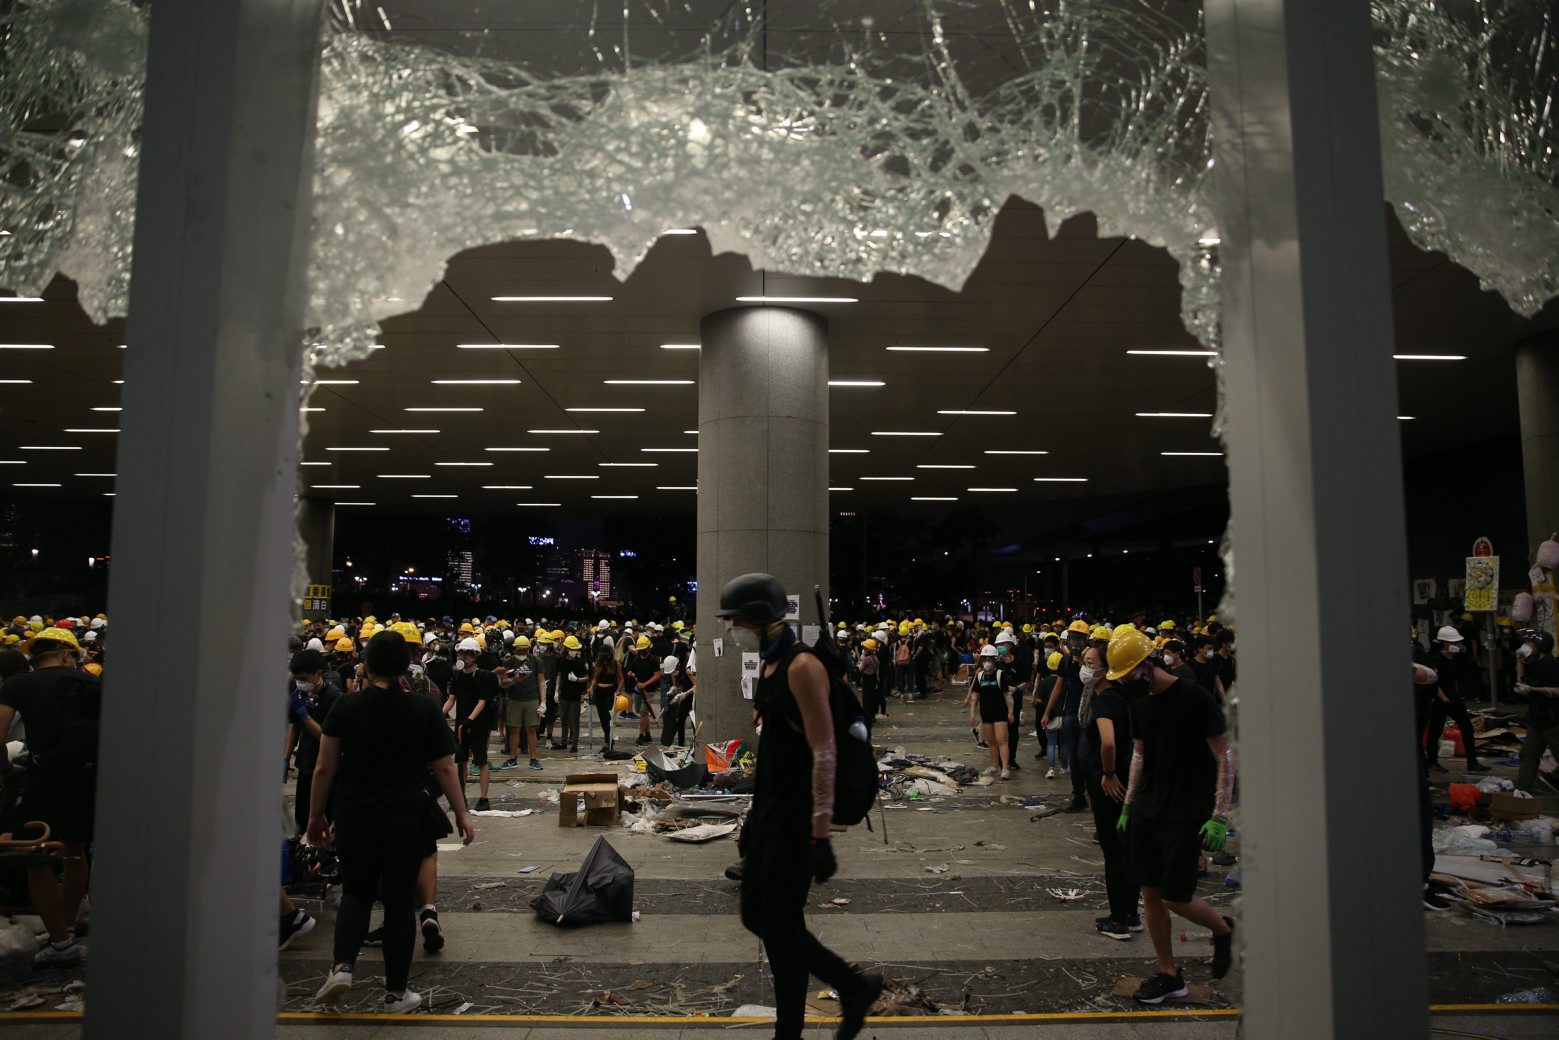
[
  {"xmin": 1204, "ymin": 1, "xmax": 1428, "ymax": 1037},
  {"xmin": 85, "ymin": 3, "xmax": 325, "ymax": 1038}
]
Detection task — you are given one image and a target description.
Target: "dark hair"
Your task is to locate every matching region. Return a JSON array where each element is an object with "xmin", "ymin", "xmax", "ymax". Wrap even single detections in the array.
[
  {"xmin": 1215, "ymin": 630, "xmax": 1235, "ymax": 647},
  {"xmin": 363, "ymin": 629, "xmax": 411, "ymax": 678},
  {"xmin": 1164, "ymin": 639, "xmax": 1187, "ymax": 657},
  {"xmin": 289, "ymin": 650, "xmax": 326, "ymax": 675},
  {"xmin": 0, "ymin": 649, "xmax": 27, "ymax": 682},
  {"xmin": 1191, "ymin": 634, "xmax": 1214, "ymax": 652}
]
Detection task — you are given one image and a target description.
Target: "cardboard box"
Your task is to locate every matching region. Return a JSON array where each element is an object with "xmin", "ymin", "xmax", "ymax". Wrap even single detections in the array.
[
  {"xmin": 1488, "ymin": 792, "xmax": 1542, "ymax": 821},
  {"xmin": 559, "ymin": 772, "xmax": 624, "ymax": 828}
]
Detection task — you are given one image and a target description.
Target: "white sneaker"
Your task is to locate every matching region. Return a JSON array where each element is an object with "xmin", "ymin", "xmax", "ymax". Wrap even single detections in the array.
[
  {"xmin": 315, "ymin": 968, "xmax": 353, "ymax": 1005},
  {"xmin": 980, "ymin": 767, "xmax": 998, "ymax": 778},
  {"xmin": 1045, "ymin": 767, "xmax": 1056, "ymax": 779},
  {"xmin": 33, "ymin": 938, "xmax": 83, "ymax": 968},
  {"xmin": 999, "ymin": 768, "xmax": 1010, "ymax": 781},
  {"xmin": 383, "ymin": 989, "xmax": 423, "ymax": 1014}
]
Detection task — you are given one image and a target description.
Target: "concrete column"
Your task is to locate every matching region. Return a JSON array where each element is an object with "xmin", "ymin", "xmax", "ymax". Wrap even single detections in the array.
[
  {"xmin": 1516, "ymin": 333, "xmax": 1559, "ymax": 550},
  {"xmin": 1205, "ymin": 1, "xmax": 1427, "ymax": 1037},
  {"xmin": 85, "ymin": 3, "xmax": 324, "ymax": 1039},
  {"xmin": 695, "ymin": 307, "xmax": 829, "ymax": 742},
  {"xmin": 298, "ymin": 496, "xmax": 336, "ymax": 585}
]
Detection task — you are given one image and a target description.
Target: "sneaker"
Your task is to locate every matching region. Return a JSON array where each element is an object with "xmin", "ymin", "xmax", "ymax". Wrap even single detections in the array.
[
  {"xmin": 1423, "ymin": 890, "xmax": 1454, "ymax": 911},
  {"xmin": 1008, "ymin": 761, "xmax": 1021, "ymax": 770},
  {"xmin": 636, "ymin": 734, "xmax": 651, "ymax": 746},
  {"xmin": 475, "ymin": 797, "xmax": 491, "ymax": 811},
  {"xmin": 838, "ymin": 973, "xmax": 884, "ymax": 1040},
  {"xmin": 362, "ymin": 925, "xmax": 385, "ymax": 947},
  {"xmin": 1059, "ymin": 766, "xmax": 1069, "ymax": 775},
  {"xmin": 33, "ymin": 938, "xmax": 83, "ymax": 969},
  {"xmin": 970, "ymin": 727, "xmax": 979, "ymax": 740},
  {"xmin": 420, "ymin": 909, "xmax": 445, "ymax": 953},
  {"xmin": 1211, "ymin": 916, "xmax": 1235, "ymax": 979},
  {"xmin": 1045, "ymin": 767, "xmax": 1056, "ymax": 779},
  {"xmin": 500, "ymin": 757, "xmax": 519, "ymax": 769},
  {"xmin": 724, "ymin": 862, "xmax": 744, "ymax": 881},
  {"xmin": 999, "ymin": 768, "xmax": 1011, "ymax": 781},
  {"xmin": 1426, "ymin": 761, "xmax": 1449, "ymax": 774},
  {"xmin": 980, "ymin": 767, "xmax": 998, "ymax": 778},
  {"xmin": 529, "ymin": 759, "xmax": 543, "ymax": 771},
  {"xmin": 1465, "ymin": 762, "xmax": 1491, "ymax": 773},
  {"xmin": 1132, "ymin": 969, "xmax": 1187, "ymax": 1004},
  {"xmin": 1124, "ymin": 913, "xmax": 1144, "ymax": 932},
  {"xmin": 383, "ymin": 989, "xmax": 423, "ymax": 1014},
  {"xmin": 975, "ymin": 740, "xmax": 990, "ymax": 750},
  {"xmin": 314, "ymin": 967, "xmax": 353, "ymax": 1005},
  {"xmin": 1095, "ymin": 917, "xmax": 1131, "ymax": 941},
  {"xmin": 278, "ymin": 909, "xmax": 315, "ymax": 952},
  {"xmin": 1064, "ymin": 795, "xmax": 1088, "ymax": 813}
]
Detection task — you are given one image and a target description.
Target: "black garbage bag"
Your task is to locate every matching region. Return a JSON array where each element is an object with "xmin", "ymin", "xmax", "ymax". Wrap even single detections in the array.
[
  {"xmin": 642, "ymin": 748, "xmax": 709, "ymax": 789},
  {"xmin": 529, "ymin": 835, "xmax": 636, "ymax": 926}
]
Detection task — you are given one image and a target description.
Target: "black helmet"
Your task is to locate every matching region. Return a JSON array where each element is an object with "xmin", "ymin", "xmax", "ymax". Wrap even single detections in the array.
[
  {"xmin": 716, "ymin": 572, "xmax": 787, "ymax": 625},
  {"xmin": 1531, "ymin": 632, "xmax": 1556, "ymax": 656}
]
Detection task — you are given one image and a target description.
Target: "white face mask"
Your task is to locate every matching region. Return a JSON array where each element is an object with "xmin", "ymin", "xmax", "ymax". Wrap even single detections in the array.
[
  {"xmin": 981, "ymin": 659, "xmax": 996, "ymax": 671},
  {"xmin": 1078, "ymin": 665, "xmax": 1099, "ymax": 686},
  {"xmin": 453, "ymin": 659, "xmax": 468, "ymax": 671},
  {"xmin": 293, "ymin": 679, "xmax": 314, "ymax": 694},
  {"xmin": 1517, "ymin": 643, "xmax": 1534, "ymax": 658},
  {"xmin": 1445, "ymin": 643, "xmax": 1462, "ymax": 654}
]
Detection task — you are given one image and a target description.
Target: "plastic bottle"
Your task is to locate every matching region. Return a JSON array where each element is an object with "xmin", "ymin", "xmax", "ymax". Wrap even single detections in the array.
[{"xmin": 1495, "ymin": 987, "xmax": 1555, "ymax": 1004}]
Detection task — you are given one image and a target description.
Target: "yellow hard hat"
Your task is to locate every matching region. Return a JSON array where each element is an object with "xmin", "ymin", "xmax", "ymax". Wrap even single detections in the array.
[
  {"xmin": 364, "ymin": 615, "xmax": 377, "ymax": 624},
  {"xmin": 1208, "ymin": 614, "xmax": 1219, "ymax": 623},
  {"xmin": 2, "ymin": 633, "xmax": 18, "ymax": 645},
  {"xmin": 863, "ymin": 638, "xmax": 879, "ymax": 650},
  {"xmin": 1496, "ymin": 616, "xmax": 1513, "ymax": 628},
  {"xmin": 915, "ymin": 618, "xmax": 925, "ymax": 626},
  {"xmin": 459, "ymin": 622, "xmax": 475, "ymax": 634},
  {"xmin": 325, "ymin": 626, "xmax": 346, "ymax": 642},
  {"xmin": 563, "ymin": 635, "xmax": 582, "ymax": 650},
  {"xmin": 1091, "ymin": 625, "xmax": 1112, "ymax": 641},
  {"xmin": 1046, "ymin": 651, "xmax": 1063, "ymax": 671},
  {"xmin": 1067, "ymin": 620, "xmax": 1091, "ymax": 635},
  {"xmin": 551, "ymin": 629, "xmax": 565, "ymax": 642},
  {"xmin": 635, "ymin": 635, "xmax": 652, "ymax": 650},
  {"xmin": 837, "ymin": 622, "xmax": 847, "ymax": 629},
  {"xmin": 334, "ymin": 637, "xmax": 355, "ymax": 652},
  {"xmin": 1001, "ymin": 621, "xmax": 1013, "ymax": 629},
  {"xmin": 21, "ymin": 626, "xmax": 81, "ymax": 655},
  {"xmin": 672, "ymin": 621, "xmax": 685, "ymax": 631},
  {"xmin": 536, "ymin": 630, "xmax": 555, "ymax": 645},
  {"xmin": 615, "ymin": 693, "xmax": 631, "ymax": 713},
  {"xmin": 1110, "ymin": 623, "xmax": 1137, "ymax": 639},
  {"xmin": 1106, "ymin": 628, "xmax": 1155, "ymax": 681},
  {"xmin": 668, "ymin": 596, "xmax": 677, "ymax": 604},
  {"xmin": 83, "ymin": 661, "xmax": 104, "ymax": 677},
  {"xmin": 1160, "ymin": 620, "xmax": 1177, "ymax": 631},
  {"xmin": 515, "ymin": 635, "xmax": 532, "ymax": 648},
  {"xmin": 897, "ymin": 622, "xmax": 910, "ymax": 635},
  {"xmin": 392, "ymin": 622, "xmax": 421, "ymax": 645},
  {"xmin": 1022, "ymin": 623, "xmax": 1034, "ymax": 633}
]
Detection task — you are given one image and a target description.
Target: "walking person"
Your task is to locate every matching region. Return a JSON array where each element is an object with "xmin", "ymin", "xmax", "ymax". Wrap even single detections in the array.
[
  {"xmin": 858, "ymin": 638, "xmax": 884, "ymax": 730},
  {"xmin": 499, "ymin": 637, "xmax": 544, "ymax": 770},
  {"xmin": 1079, "ymin": 644, "xmax": 1140, "ymax": 939},
  {"xmin": 1105, "ymin": 628, "xmax": 1235, "ymax": 1003},
  {"xmin": 964, "ymin": 645, "xmax": 1013, "ymax": 780},
  {"xmin": 589, "ymin": 650, "xmax": 625, "ymax": 754},
  {"xmin": 719, "ymin": 572, "xmax": 882, "ymax": 1040},
  {"xmin": 558, "ymin": 636, "xmax": 590, "ymax": 753},
  {"xmin": 309, "ymin": 630, "xmax": 475, "ymax": 1013},
  {"xmin": 1514, "ymin": 632, "xmax": 1559, "ymax": 794},
  {"xmin": 1424, "ymin": 625, "xmax": 1489, "ymax": 773},
  {"xmin": 1040, "ymin": 621, "xmax": 1091, "ymax": 812}
]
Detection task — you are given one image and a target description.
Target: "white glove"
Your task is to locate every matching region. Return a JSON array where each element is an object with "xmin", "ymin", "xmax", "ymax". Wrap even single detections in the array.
[{"xmin": 1514, "ymin": 682, "xmax": 1531, "ymax": 695}]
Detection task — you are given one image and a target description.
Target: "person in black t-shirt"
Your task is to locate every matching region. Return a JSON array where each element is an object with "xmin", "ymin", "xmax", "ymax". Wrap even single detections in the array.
[
  {"xmin": 286, "ymin": 649, "xmax": 342, "ymax": 836},
  {"xmin": 1188, "ymin": 635, "xmax": 1222, "ymax": 699},
  {"xmin": 1515, "ymin": 632, "xmax": 1559, "ymax": 793},
  {"xmin": 624, "ymin": 637, "xmax": 661, "ymax": 746},
  {"xmin": 309, "ymin": 631, "xmax": 471, "ymax": 1013},
  {"xmin": 1107, "ymin": 628, "xmax": 1235, "ymax": 1004},
  {"xmin": 1424, "ymin": 626, "xmax": 1488, "ymax": 773},
  {"xmin": 444, "ymin": 638, "xmax": 498, "ymax": 809},
  {"xmin": 1080, "ymin": 645, "xmax": 1138, "ymax": 939}
]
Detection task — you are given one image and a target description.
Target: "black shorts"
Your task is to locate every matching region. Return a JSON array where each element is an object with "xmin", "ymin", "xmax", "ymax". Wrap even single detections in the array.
[
  {"xmin": 455, "ymin": 724, "xmax": 490, "ymax": 767},
  {"xmin": 1129, "ymin": 815, "xmax": 1202, "ymax": 903},
  {"xmin": 18, "ymin": 772, "xmax": 96, "ymax": 845},
  {"xmin": 977, "ymin": 688, "xmax": 1010, "ymax": 724}
]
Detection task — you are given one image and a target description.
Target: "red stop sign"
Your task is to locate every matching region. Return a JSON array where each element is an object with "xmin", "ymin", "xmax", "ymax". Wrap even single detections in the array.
[{"xmin": 1472, "ymin": 537, "xmax": 1493, "ymax": 558}]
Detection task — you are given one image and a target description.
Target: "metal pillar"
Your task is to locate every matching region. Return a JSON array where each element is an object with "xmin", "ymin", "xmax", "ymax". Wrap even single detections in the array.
[
  {"xmin": 85, "ymin": 3, "xmax": 325, "ymax": 1038},
  {"xmin": 1204, "ymin": 1, "xmax": 1428, "ymax": 1036},
  {"xmin": 298, "ymin": 496, "xmax": 336, "ymax": 587},
  {"xmin": 695, "ymin": 307, "xmax": 830, "ymax": 742},
  {"xmin": 1516, "ymin": 333, "xmax": 1559, "ymax": 550}
]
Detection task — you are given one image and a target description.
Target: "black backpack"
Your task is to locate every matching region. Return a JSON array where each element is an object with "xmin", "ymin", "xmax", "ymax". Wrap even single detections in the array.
[
  {"xmin": 32, "ymin": 671, "xmax": 103, "ymax": 772},
  {"xmin": 800, "ymin": 591, "xmax": 880, "ymax": 828}
]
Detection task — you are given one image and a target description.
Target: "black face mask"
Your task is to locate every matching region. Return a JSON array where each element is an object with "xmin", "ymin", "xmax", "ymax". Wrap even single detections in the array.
[{"xmin": 1116, "ymin": 669, "xmax": 1152, "ymax": 699}]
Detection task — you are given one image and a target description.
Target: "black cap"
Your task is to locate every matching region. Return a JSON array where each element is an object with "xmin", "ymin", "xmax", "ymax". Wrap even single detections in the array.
[{"xmin": 715, "ymin": 572, "xmax": 788, "ymax": 625}]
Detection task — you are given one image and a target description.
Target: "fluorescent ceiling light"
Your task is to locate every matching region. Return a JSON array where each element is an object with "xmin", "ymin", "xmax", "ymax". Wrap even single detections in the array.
[
  {"xmin": 591, "ymin": 495, "xmax": 639, "ymax": 500},
  {"xmin": 659, "ymin": 343, "xmax": 700, "ymax": 350},
  {"xmin": 683, "ymin": 430, "xmax": 698, "ymax": 435},
  {"xmin": 412, "ymin": 494, "xmax": 458, "ymax": 499},
  {"xmin": 528, "ymin": 429, "xmax": 598, "ymax": 435},
  {"xmin": 830, "ymin": 380, "xmax": 884, "ymax": 387},
  {"xmin": 431, "ymin": 379, "xmax": 522, "ymax": 385},
  {"xmin": 371, "ymin": 429, "xmax": 439, "ymax": 434},
  {"xmin": 302, "ymin": 379, "xmax": 358, "ymax": 385},
  {"xmin": 0, "ymin": 344, "xmax": 52, "ymax": 349},
  {"xmin": 311, "ymin": 484, "xmax": 360, "ymax": 489},
  {"xmin": 484, "ymin": 447, "xmax": 550, "ymax": 453},
  {"xmin": 544, "ymin": 474, "xmax": 599, "ymax": 480},
  {"xmin": 490, "ymin": 295, "xmax": 613, "ymax": 302},
  {"xmin": 13, "ymin": 482, "xmax": 61, "ymax": 487},
  {"xmin": 103, "ymin": 492, "xmax": 115, "ymax": 497},
  {"xmin": 1393, "ymin": 354, "xmax": 1466, "ymax": 361},
  {"xmin": 325, "ymin": 447, "xmax": 388, "ymax": 452},
  {"xmin": 1397, "ymin": 415, "xmax": 1416, "ymax": 420},
  {"xmin": 336, "ymin": 502, "xmax": 376, "ymax": 506},
  {"xmin": 918, "ymin": 464, "xmax": 974, "ymax": 469},
  {"xmin": 1198, "ymin": 234, "xmax": 1222, "ymax": 246},
  {"xmin": 457, "ymin": 343, "xmax": 560, "ymax": 349},
  {"xmin": 1034, "ymin": 477, "xmax": 1089, "ymax": 482},
  {"xmin": 112, "ymin": 380, "xmax": 124, "ymax": 384},
  {"xmin": 515, "ymin": 502, "xmax": 562, "ymax": 507},
  {"xmin": 657, "ymin": 486, "xmax": 697, "ymax": 490},
  {"xmin": 912, "ymin": 496, "xmax": 959, "ymax": 501},
  {"xmin": 735, "ymin": 296, "xmax": 857, "ymax": 303},
  {"xmin": 377, "ymin": 474, "xmax": 431, "ymax": 479},
  {"xmin": 938, "ymin": 409, "xmax": 1014, "ymax": 416},
  {"xmin": 301, "ymin": 407, "xmax": 326, "ymax": 413},
  {"xmin": 1136, "ymin": 412, "xmax": 1212, "ymax": 418},
  {"xmin": 599, "ymin": 462, "xmax": 657, "ymax": 467},
  {"xmin": 661, "ymin": 228, "xmax": 699, "ymax": 235},
  {"xmin": 871, "ymin": 431, "xmax": 940, "ymax": 437},
  {"xmin": 968, "ymin": 487, "xmax": 1018, "ymax": 492},
  {"xmin": 64, "ymin": 428, "xmax": 118, "ymax": 433},
  {"xmin": 74, "ymin": 473, "xmax": 115, "ymax": 477},
  {"xmin": 481, "ymin": 485, "xmax": 534, "ymax": 490},
  {"xmin": 567, "ymin": 407, "xmax": 645, "ymax": 413},
  {"xmin": 604, "ymin": 379, "xmax": 693, "ymax": 385},
  {"xmin": 0, "ymin": 297, "xmax": 44, "ymax": 303},
  {"xmin": 829, "ymin": 449, "xmax": 868, "ymax": 454},
  {"xmin": 641, "ymin": 447, "xmax": 697, "ymax": 453},
  {"xmin": 434, "ymin": 461, "xmax": 493, "ymax": 467},
  {"xmin": 0, "ymin": 379, "xmax": 33, "ymax": 384},
  {"xmin": 19, "ymin": 445, "xmax": 80, "ymax": 450},
  {"xmin": 405, "ymin": 407, "xmax": 483, "ymax": 412},
  {"xmin": 984, "ymin": 450, "xmax": 1049, "ymax": 455},
  {"xmin": 1127, "ymin": 349, "xmax": 1217, "ymax": 357},
  {"xmin": 299, "ymin": 462, "xmax": 329, "ymax": 466},
  {"xmin": 860, "ymin": 476, "xmax": 913, "ymax": 481},
  {"xmin": 1160, "ymin": 451, "xmax": 1224, "ymax": 457},
  {"xmin": 828, "ymin": 487, "xmax": 854, "ymax": 491},
  {"xmin": 0, "ymin": 460, "xmax": 24, "ymax": 464},
  {"xmin": 886, "ymin": 345, "xmax": 987, "ymax": 353}
]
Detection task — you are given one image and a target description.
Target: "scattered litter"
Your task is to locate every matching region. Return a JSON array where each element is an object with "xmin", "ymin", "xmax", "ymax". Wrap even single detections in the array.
[
  {"xmin": 732, "ymin": 1003, "xmax": 777, "ymax": 1018},
  {"xmin": 1046, "ymin": 888, "xmax": 1086, "ymax": 902},
  {"xmin": 7, "ymin": 995, "xmax": 46, "ymax": 1011},
  {"xmin": 517, "ymin": 865, "xmax": 542, "ymax": 874},
  {"xmin": 473, "ymin": 881, "xmax": 506, "ymax": 891},
  {"xmin": 529, "ymin": 835, "xmax": 635, "ymax": 926},
  {"xmin": 926, "ymin": 864, "xmax": 951, "ymax": 874},
  {"xmin": 828, "ymin": 897, "xmax": 852, "ymax": 906},
  {"xmin": 1496, "ymin": 987, "xmax": 1556, "ymax": 1003},
  {"xmin": 1030, "ymin": 806, "xmax": 1066, "ymax": 821},
  {"xmin": 665, "ymin": 823, "xmax": 738, "ymax": 843},
  {"xmin": 594, "ymin": 990, "xmax": 632, "ymax": 1006},
  {"xmin": 436, "ymin": 842, "xmax": 465, "ymax": 852},
  {"xmin": 472, "ymin": 808, "xmax": 534, "ymax": 818},
  {"xmin": 55, "ymin": 1000, "xmax": 84, "ymax": 1012},
  {"xmin": 453, "ymin": 1001, "xmax": 474, "ymax": 1014}
]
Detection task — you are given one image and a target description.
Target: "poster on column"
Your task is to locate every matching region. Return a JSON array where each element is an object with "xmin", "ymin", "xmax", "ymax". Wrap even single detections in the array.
[
  {"xmin": 784, "ymin": 594, "xmax": 801, "ymax": 622},
  {"xmin": 739, "ymin": 653, "xmax": 760, "ymax": 700},
  {"xmin": 1463, "ymin": 556, "xmax": 1499, "ymax": 612},
  {"xmin": 1531, "ymin": 564, "xmax": 1556, "ymax": 639}
]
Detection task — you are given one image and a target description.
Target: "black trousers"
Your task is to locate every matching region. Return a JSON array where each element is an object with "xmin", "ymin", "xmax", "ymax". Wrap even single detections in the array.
[
  {"xmin": 861, "ymin": 675, "xmax": 884, "ymax": 726},
  {"xmin": 1007, "ymin": 690, "xmax": 1024, "ymax": 764},
  {"xmin": 740, "ymin": 831, "xmax": 865, "ymax": 1039},
  {"xmin": 558, "ymin": 696, "xmax": 582, "ymax": 749},
  {"xmin": 333, "ymin": 825, "xmax": 423, "ymax": 992},
  {"xmin": 592, "ymin": 692, "xmax": 615, "ymax": 747},
  {"xmin": 1088, "ymin": 776, "xmax": 1138, "ymax": 921},
  {"xmin": 293, "ymin": 768, "xmax": 333, "ymax": 836},
  {"xmin": 1427, "ymin": 693, "xmax": 1481, "ymax": 766}
]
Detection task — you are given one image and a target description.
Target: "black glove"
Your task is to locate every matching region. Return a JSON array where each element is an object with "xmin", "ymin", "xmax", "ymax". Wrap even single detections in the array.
[{"xmin": 808, "ymin": 837, "xmax": 837, "ymax": 883}]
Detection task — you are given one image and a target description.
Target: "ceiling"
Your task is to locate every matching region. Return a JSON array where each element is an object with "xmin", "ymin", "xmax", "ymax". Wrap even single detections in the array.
[{"xmin": 0, "ymin": 197, "xmax": 1548, "ymax": 519}]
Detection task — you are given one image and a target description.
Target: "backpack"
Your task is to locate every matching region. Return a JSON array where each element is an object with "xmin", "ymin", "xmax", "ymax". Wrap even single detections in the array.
[
  {"xmin": 893, "ymin": 640, "xmax": 910, "ymax": 665},
  {"xmin": 860, "ymin": 653, "xmax": 879, "ymax": 677},
  {"xmin": 800, "ymin": 591, "xmax": 881, "ymax": 827},
  {"xmin": 32, "ymin": 671, "xmax": 103, "ymax": 772}
]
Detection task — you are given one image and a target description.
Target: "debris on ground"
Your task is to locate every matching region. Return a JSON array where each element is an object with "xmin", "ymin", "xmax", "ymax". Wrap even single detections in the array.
[{"xmin": 529, "ymin": 836, "xmax": 636, "ymax": 926}]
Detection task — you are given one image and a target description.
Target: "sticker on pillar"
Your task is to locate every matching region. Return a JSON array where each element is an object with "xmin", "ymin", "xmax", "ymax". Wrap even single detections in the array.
[
  {"xmin": 740, "ymin": 653, "xmax": 760, "ymax": 700},
  {"xmin": 1411, "ymin": 579, "xmax": 1436, "ymax": 605},
  {"xmin": 713, "ymin": 637, "xmax": 724, "ymax": 658},
  {"xmin": 1464, "ymin": 556, "xmax": 1499, "ymax": 612},
  {"xmin": 784, "ymin": 594, "xmax": 801, "ymax": 621}
]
